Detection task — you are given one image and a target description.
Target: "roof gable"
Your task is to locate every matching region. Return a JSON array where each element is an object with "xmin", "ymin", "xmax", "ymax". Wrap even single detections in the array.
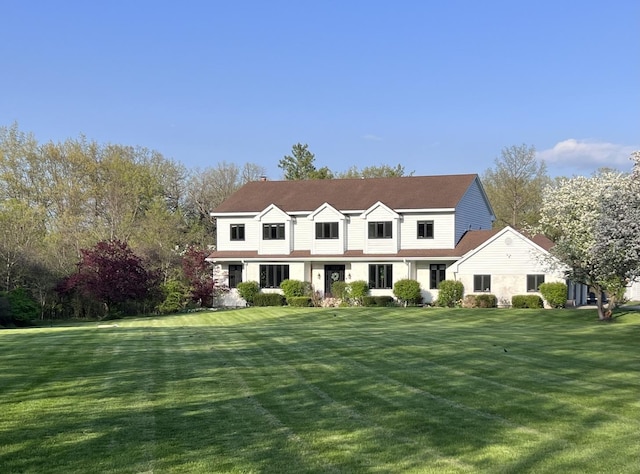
[
  {"xmin": 211, "ymin": 174, "xmax": 479, "ymax": 214},
  {"xmin": 452, "ymin": 226, "xmax": 552, "ymax": 271},
  {"xmin": 308, "ymin": 203, "xmax": 345, "ymax": 221}
]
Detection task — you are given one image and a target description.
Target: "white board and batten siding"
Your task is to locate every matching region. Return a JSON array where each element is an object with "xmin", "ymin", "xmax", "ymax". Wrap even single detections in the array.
[{"xmin": 454, "ymin": 178, "xmax": 495, "ymax": 243}]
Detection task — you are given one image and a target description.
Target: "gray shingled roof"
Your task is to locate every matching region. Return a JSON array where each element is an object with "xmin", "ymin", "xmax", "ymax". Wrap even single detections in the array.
[{"xmin": 211, "ymin": 174, "xmax": 480, "ymax": 214}]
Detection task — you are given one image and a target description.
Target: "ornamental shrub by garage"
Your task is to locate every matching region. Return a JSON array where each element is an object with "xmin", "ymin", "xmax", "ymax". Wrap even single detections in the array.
[
  {"xmin": 435, "ymin": 280, "xmax": 464, "ymax": 307},
  {"xmin": 512, "ymin": 294, "xmax": 544, "ymax": 308},
  {"xmin": 539, "ymin": 282, "xmax": 568, "ymax": 308},
  {"xmin": 393, "ymin": 279, "xmax": 422, "ymax": 306},
  {"xmin": 475, "ymin": 294, "xmax": 497, "ymax": 308}
]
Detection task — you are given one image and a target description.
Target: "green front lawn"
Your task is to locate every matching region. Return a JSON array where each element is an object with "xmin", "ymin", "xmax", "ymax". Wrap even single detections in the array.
[{"xmin": 1, "ymin": 307, "xmax": 639, "ymax": 473}]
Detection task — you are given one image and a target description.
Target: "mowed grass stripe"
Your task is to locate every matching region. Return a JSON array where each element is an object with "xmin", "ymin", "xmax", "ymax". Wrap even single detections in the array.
[
  {"xmin": 224, "ymin": 325, "xmax": 476, "ymax": 472},
  {"xmin": 1, "ymin": 307, "xmax": 639, "ymax": 473}
]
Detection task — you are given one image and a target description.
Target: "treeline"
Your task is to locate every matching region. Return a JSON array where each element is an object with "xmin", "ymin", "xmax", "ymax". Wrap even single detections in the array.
[{"xmin": 0, "ymin": 124, "xmax": 266, "ymax": 324}]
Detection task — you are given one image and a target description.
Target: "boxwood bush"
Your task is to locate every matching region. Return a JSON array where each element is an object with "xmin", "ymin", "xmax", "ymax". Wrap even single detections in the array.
[
  {"xmin": 348, "ymin": 280, "xmax": 370, "ymax": 305},
  {"xmin": 435, "ymin": 280, "xmax": 464, "ymax": 307},
  {"xmin": 461, "ymin": 294, "xmax": 497, "ymax": 308},
  {"xmin": 393, "ymin": 279, "xmax": 422, "ymax": 306},
  {"xmin": 237, "ymin": 281, "xmax": 261, "ymax": 305},
  {"xmin": 253, "ymin": 293, "xmax": 285, "ymax": 307},
  {"xmin": 474, "ymin": 294, "xmax": 497, "ymax": 308},
  {"xmin": 287, "ymin": 296, "xmax": 312, "ymax": 307},
  {"xmin": 362, "ymin": 295, "xmax": 395, "ymax": 307},
  {"xmin": 512, "ymin": 294, "xmax": 544, "ymax": 308},
  {"xmin": 539, "ymin": 282, "xmax": 568, "ymax": 308},
  {"xmin": 280, "ymin": 279, "xmax": 311, "ymax": 299}
]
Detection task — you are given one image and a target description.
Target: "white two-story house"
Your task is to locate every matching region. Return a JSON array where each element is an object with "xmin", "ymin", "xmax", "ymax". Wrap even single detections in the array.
[{"xmin": 206, "ymin": 174, "xmax": 574, "ymax": 306}]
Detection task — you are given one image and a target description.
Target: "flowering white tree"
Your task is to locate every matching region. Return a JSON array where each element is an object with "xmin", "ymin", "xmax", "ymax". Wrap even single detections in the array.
[{"xmin": 538, "ymin": 153, "xmax": 640, "ymax": 320}]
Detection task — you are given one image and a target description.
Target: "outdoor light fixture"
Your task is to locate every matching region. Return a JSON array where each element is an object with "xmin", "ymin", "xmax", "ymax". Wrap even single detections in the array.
[{"xmin": 317, "ymin": 273, "xmax": 321, "ymax": 280}]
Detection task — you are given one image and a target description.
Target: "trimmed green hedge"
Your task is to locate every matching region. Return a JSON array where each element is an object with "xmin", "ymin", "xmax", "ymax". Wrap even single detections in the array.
[
  {"xmin": 436, "ymin": 280, "xmax": 464, "ymax": 307},
  {"xmin": 253, "ymin": 293, "xmax": 285, "ymax": 307},
  {"xmin": 362, "ymin": 296, "xmax": 395, "ymax": 307},
  {"xmin": 237, "ymin": 281, "xmax": 261, "ymax": 305},
  {"xmin": 539, "ymin": 282, "xmax": 568, "ymax": 309},
  {"xmin": 287, "ymin": 296, "xmax": 312, "ymax": 307},
  {"xmin": 512, "ymin": 294, "xmax": 544, "ymax": 308},
  {"xmin": 462, "ymin": 293, "xmax": 498, "ymax": 308},
  {"xmin": 393, "ymin": 279, "xmax": 422, "ymax": 306}
]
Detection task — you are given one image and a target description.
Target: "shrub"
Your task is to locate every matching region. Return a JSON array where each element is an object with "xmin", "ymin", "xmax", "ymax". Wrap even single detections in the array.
[
  {"xmin": 393, "ymin": 279, "xmax": 422, "ymax": 306},
  {"xmin": 253, "ymin": 292, "xmax": 285, "ymax": 307},
  {"xmin": 462, "ymin": 295, "xmax": 478, "ymax": 308},
  {"xmin": 330, "ymin": 281, "xmax": 349, "ymax": 300},
  {"xmin": 512, "ymin": 294, "xmax": 544, "ymax": 309},
  {"xmin": 237, "ymin": 281, "xmax": 261, "ymax": 305},
  {"xmin": 287, "ymin": 296, "xmax": 312, "ymax": 307},
  {"xmin": 435, "ymin": 280, "xmax": 464, "ymax": 307},
  {"xmin": 5, "ymin": 288, "xmax": 39, "ymax": 324},
  {"xmin": 157, "ymin": 279, "xmax": 189, "ymax": 314},
  {"xmin": 475, "ymin": 294, "xmax": 497, "ymax": 308},
  {"xmin": 539, "ymin": 282, "xmax": 568, "ymax": 309},
  {"xmin": 280, "ymin": 279, "xmax": 310, "ymax": 299},
  {"xmin": 348, "ymin": 280, "xmax": 370, "ymax": 305},
  {"xmin": 362, "ymin": 295, "xmax": 395, "ymax": 307}
]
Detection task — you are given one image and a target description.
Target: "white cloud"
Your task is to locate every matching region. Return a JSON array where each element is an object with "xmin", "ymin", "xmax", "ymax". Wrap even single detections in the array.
[
  {"xmin": 362, "ymin": 134, "xmax": 382, "ymax": 141},
  {"xmin": 537, "ymin": 139, "xmax": 637, "ymax": 171}
]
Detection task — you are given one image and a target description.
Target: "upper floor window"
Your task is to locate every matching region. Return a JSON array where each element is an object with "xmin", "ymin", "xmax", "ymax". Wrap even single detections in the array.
[
  {"xmin": 527, "ymin": 274, "xmax": 545, "ymax": 292},
  {"xmin": 262, "ymin": 223, "xmax": 285, "ymax": 240},
  {"xmin": 259, "ymin": 264, "xmax": 289, "ymax": 288},
  {"xmin": 474, "ymin": 275, "xmax": 491, "ymax": 292},
  {"xmin": 230, "ymin": 224, "xmax": 245, "ymax": 241},
  {"xmin": 430, "ymin": 264, "xmax": 446, "ymax": 290},
  {"xmin": 369, "ymin": 264, "xmax": 393, "ymax": 289},
  {"xmin": 368, "ymin": 221, "xmax": 392, "ymax": 239},
  {"xmin": 315, "ymin": 222, "xmax": 339, "ymax": 239},
  {"xmin": 417, "ymin": 220, "xmax": 434, "ymax": 239}
]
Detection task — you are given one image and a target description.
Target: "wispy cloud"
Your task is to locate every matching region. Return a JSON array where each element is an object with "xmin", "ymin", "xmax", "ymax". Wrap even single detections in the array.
[
  {"xmin": 537, "ymin": 139, "xmax": 637, "ymax": 171},
  {"xmin": 362, "ymin": 134, "xmax": 382, "ymax": 141}
]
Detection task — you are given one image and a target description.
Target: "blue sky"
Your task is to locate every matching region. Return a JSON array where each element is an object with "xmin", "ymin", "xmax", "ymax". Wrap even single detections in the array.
[{"xmin": 2, "ymin": 1, "xmax": 638, "ymax": 179}]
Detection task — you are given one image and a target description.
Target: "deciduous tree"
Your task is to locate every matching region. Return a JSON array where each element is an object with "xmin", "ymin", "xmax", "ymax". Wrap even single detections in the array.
[
  {"xmin": 61, "ymin": 240, "xmax": 150, "ymax": 317},
  {"xmin": 538, "ymin": 158, "xmax": 639, "ymax": 320},
  {"xmin": 482, "ymin": 144, "xmax": 550, "ymax": 229}
]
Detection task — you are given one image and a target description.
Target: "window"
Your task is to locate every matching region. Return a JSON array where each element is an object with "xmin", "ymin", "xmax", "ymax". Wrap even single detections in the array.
[
  {"xmin": 259, "ymin": 264, "xmax": 289, "ymax": 288},
  {"xmin": 474, "ymin": 275, "xmax": 491, "ymax": 292},
  {"xmin": 369, "ymin": 264, "xmax": 392, "ymax": 289},
  {"xmin": 262, "ymin": 223, "xmax": 285, "ymax": 240},
  {"xmin": 417, "ymin": 221, "xmax": 434, "ymax": 239},
  {"xmin": 430, "ymin": 264, "xmax": 446, "ymax": 289},
  {"xmin": 527, "ymin": 274, "xmax": 545, "ymax": 292},
  {"xmin": 315, "ymin": 222, "xmax": 339, "ymax": 239},
  {"xmin": 228, "ymin": 264, "xmax": 242, "ymax": 288},
  {"xmin": 230, "ymin": 224, "xmax": 245, "ymax": 241},
  {"xmin": 368, "ymin": 221, "xmax": 392, "ymax": 239}
]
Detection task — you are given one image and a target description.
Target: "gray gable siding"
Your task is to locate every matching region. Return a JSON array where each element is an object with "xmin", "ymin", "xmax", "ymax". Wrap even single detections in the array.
[{"xmin": 454, "ymin": 178, "xmax": 495, "ymax": 244}]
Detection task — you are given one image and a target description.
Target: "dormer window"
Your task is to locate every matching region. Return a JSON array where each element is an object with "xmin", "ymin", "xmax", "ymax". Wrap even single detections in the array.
[
  {"xmin": 315, "ymin": 222, "xmax": 339, "ymax": 239},
  {"xmin": 262, "ymin": 223, "xmax": 285, "ymax": 240},
  {"xmin": 368, "ymin": 221, "xmax": 392, "ymax": 239},
  {"xmin": 417, "ymin": 220, "xmax": 434, "ymax": 239}
]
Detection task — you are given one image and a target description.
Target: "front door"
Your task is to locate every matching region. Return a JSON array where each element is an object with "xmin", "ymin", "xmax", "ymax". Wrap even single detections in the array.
[{"xmin": 324, "ymin": 265, "xmax": 345, "ymax": 296}]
